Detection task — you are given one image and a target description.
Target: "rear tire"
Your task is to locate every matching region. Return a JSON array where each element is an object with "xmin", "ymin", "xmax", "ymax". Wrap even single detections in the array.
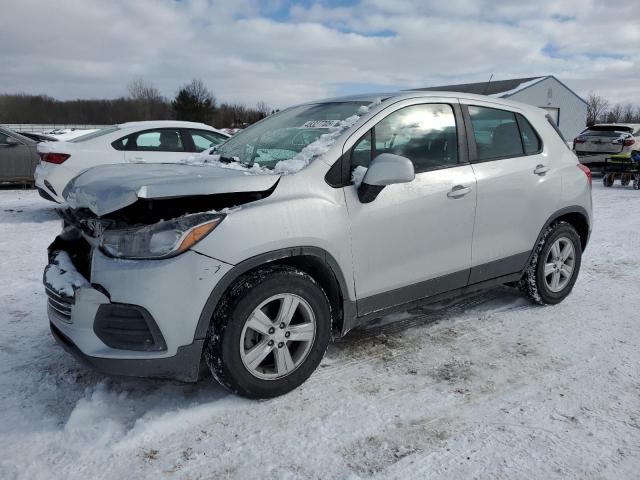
[
  {"xmin": 520, "ymin": 221, "xmax": 582, "ymax": 305},
  {"xmin": 621, "ymin": 174, "xmax": 631, "ymax": 186},
  {"xmin": 204, "ymin": 266, "xmax": 331, "ymax": 399},
  {"xmin": 633, "ymin": 174, "xmax": 640, "ymax": 190}
]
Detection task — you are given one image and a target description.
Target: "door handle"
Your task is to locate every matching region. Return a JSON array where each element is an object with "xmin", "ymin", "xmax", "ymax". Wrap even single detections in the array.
[
  {"xmin": 534, "ymin": 164, "xmax": 550, "ymax": 175},
  {"xmin": 447, "ymin": 185, "xmax": 472, "ymax": 198}
]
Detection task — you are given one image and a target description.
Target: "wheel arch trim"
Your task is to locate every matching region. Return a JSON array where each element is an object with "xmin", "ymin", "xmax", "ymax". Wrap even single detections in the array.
[
  {"xmin": 529, "ymin": 205, "xmax": 591, "ymax": 264},
  {"xmin": 193, "ymin": 247, "xmax": 355, "ymax": 341}
]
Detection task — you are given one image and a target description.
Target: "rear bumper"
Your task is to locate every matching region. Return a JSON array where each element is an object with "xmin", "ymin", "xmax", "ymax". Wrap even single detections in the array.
[
  {"xmin": 34, "ymin": 163, "xmax": 72, "ymax": 203},
  {"xmin": 575, "ymin": 151, "xmax": 633, "ymax": 168},
  {"xmin": 37, "ymin": 187, "xmax": 56, "ymax": 202}
]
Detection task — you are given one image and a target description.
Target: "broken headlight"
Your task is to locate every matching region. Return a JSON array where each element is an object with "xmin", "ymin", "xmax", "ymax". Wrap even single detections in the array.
[{"xmin": 100, "ymin": 213, "xmax": 224, "ymax": 259}]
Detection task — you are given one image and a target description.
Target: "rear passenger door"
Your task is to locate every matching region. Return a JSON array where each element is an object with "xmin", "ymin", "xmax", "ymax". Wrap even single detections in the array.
[
  {"xmin": 119, "ymin": 128, "xmax": 189, "ymax": 163},
  {"xmin": 461, "ymin": 100, "xmax": 561, "ymax": 283},
  {"xmin": 344, "ymin": 100, "xmax": 477, "ymax": 314}
]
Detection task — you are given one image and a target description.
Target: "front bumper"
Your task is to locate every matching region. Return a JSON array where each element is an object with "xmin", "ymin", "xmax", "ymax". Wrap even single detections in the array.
[
  {"xmin": 50, "ymin": 322, "xmax": 205, "ymax": 381},
  {"xmin": 45, "ymin": 238, "xmax": 233, "ymax": 381}
]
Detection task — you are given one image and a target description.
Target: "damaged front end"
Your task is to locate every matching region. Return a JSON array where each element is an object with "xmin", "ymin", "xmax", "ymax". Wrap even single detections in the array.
[{"xmin": 43, "ymin": 162, "xmax": 280, "ymax": 380}]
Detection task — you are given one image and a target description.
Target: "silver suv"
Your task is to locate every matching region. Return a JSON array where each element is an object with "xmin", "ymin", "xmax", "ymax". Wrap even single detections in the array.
[{"xmin": 44, "ymin": 92, "xmax": 592, "ymax": 398}]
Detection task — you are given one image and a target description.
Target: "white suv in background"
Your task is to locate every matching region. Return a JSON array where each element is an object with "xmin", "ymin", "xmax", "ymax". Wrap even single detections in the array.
[
  {"xmin": 44, "ymin": 92, "xmax": 592, "ymax": 398},
  {"xmin": 573, "ymin": 123, "xmax": 640, "ymax": 169},
  {"xmin": 34, "ymin": 120, "xmax": 229, "ymax": 202}
]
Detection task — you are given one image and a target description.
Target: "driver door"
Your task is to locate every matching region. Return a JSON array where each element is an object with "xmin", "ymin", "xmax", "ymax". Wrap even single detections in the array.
[{"xmin": 343, "ymin": 101, "xmax": 477, "ymax": 315}]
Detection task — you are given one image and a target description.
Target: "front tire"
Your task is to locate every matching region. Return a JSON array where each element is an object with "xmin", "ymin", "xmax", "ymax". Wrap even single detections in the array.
[
  {"xmin": 520, "ymin": 221, "xmax": 582, "ymax": 305},
  {"xmin": 204, "ymin": 266, "xmax": 331, "ymax": 399}
]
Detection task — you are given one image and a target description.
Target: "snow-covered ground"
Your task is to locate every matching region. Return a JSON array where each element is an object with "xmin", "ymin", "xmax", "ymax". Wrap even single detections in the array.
[{"xmin": 1, "ymin": 182, "xmax": 639, "ymax": 479}]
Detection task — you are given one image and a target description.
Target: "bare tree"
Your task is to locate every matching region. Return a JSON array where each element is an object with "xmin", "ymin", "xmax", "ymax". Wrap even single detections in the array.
[
  {"xmin": 606, "ymin": 103, "xmax": 623, "ymax": 123},
  {"xmin": 127, "ymin": 77, "xmax": 163, "ymax": 102},
  {"xmin": 256, "ymin": 101, "xmax": 271, "ymax": 117},
  {"xmin": 586, "ymin": 92, "xmax": 609, "ymax": 126},
  {"xmin": 126, "ymin": 77, "xmax": 169, "ymax": 120},
  {"xmin": 621, "ymin": 103, "xmax": 636, "ymax": 123}
]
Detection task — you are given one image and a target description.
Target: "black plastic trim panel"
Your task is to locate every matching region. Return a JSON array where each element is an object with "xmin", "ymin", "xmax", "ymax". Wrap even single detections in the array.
[
  {"xmin": 468, "ymin": 252, "xmax": 530, "ymax": 284},
  {"xmin": 51, "ymin": 322, "xmax": 203, "ymax": 382},
  {"xmin": 94, "ymin": 303, "xmax": 167, "ymax": 352},
  {"xmin": 357, "ymin": 269, "xmax": 469, "ymax": 317},
  {"xmin": 194, "ymin": 247, "xmax": 355, "ymax": 340}
]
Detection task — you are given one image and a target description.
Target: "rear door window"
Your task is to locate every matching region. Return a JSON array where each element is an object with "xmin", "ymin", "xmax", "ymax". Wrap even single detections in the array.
[
  {"xmin": 115, "ymin": 129, "xmax": 186, "ymax": 152},
  {"xmin": 189, "ymin": 130, "xmax": 228, "ymax": 152},
  {"xmin": 468, "ymin": 106, "xmax": 523, "ymax": 160}
]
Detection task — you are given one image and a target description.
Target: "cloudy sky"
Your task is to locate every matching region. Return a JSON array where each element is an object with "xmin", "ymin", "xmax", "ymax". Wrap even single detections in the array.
[{"xmin": 2, "ymin": 0, "xmax": 639, "ymax": 109}]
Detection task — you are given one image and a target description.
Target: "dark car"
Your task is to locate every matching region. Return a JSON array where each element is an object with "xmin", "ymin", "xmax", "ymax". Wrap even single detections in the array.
[{"xmin": 0, "ymin": 127, "xmax": 40, "ymax": 184}]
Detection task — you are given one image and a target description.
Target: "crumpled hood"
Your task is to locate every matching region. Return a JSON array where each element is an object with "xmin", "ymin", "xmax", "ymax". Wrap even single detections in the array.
[{"xmin": 63, "ymin": 163, "xmax": 281, "ymax": 216}]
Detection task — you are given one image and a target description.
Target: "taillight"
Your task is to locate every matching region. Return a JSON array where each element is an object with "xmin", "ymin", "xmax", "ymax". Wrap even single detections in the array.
[
  {"xmin": 624, "ymin": 138, "xmax": 635, "ymax": 147},
  {"xmin": 577, "ymin": 163, "xmax": 592, "ymax": 187},
  {"xmin": 573, "ymin": 136, "xmax": 586, "ymax": 144},
  {"xmin": 39, "ymin": 152, "xmax": 70, "ymax": 164}
]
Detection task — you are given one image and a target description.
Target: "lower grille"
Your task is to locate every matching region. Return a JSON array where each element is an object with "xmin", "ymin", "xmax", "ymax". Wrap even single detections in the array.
[
  {"xmin": 45, "ymin": 286, "xmax": 73, "ymax": 322},
  {"xmin": 94, "ymin": 304, "xmax": 167, "ymax": 351}
]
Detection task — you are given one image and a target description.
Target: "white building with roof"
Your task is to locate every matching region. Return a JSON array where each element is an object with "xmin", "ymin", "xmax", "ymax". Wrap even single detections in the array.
[{"xmin": 416, "ymin": 76, "xmax": 587, "ymax": 140}]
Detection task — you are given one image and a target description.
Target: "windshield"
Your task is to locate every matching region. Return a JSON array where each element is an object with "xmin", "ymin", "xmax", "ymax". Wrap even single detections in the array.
[
  {"xmin": 214, "ymin": 102, "xmax": 369, "ymax": 169},
  {"xmin": 69, "ymin": 126, "xmax": 120, "ymax": 142}
]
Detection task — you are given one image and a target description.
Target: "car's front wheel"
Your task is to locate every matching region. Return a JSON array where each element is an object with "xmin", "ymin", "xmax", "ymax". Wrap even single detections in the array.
[
  {"xmin": 520, "ymin": 221, "xmax": 582, "ymax": 305},
  {"xmin": 204, "ymin": 266, "xmax": 331, "ymax": 398}
]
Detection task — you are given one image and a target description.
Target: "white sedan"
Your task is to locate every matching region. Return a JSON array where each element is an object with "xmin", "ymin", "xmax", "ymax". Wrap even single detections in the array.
[{"xmin": 35, "ymin": 121, "xmax": 230, "ymax": 203}]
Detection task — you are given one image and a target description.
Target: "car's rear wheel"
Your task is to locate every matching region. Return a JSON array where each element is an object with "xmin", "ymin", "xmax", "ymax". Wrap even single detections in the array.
[
  {"xmin": 520, "ymin": 221, "xmax": 582, "ymax": 305},
  {"xmin": 204, "ymin": 266, "xmax": 331, "ymax": 398}
]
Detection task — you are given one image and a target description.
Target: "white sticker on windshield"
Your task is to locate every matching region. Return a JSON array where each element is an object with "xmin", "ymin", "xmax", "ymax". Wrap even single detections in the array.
[{"xmin": 302, "ymin": 120, "xmax": 341, "ymax": 128}]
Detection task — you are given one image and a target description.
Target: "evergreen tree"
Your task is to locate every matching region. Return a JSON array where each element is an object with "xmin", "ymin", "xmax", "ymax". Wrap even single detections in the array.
[{"xmin": 172, "ymin": 79, "xmax": 216, "ymax": 123}]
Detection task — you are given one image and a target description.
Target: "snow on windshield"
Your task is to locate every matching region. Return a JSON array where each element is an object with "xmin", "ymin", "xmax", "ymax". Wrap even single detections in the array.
[{"xmin": 181, "ymin": 98, "xmax": 382, "ymax": 175}]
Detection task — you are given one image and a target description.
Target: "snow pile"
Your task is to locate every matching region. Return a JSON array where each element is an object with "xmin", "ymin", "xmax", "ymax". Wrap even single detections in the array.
[
  {"xmin": 272, "ymin": 98, "xmax": 380, "ymax": 173},
  {"xmin": 351, "ymin": 165, "xmax": 368, "ymax": 187},
  {"xmin": 179, "ymin": 151, "xmax": 273, "ymax": 175},
  {"xmin": 181, "ymin": 98, "xmax": 383, "ymax": 175},
  {"xmin": 44, "ymin": 250, "xmax": 89, "ymax": 297},
  {"xmin": 271, "ymin": 113, "xmax": 362, "ymax": 174}
]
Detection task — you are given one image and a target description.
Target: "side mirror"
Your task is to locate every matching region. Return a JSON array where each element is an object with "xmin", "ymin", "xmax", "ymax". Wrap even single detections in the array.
[
  {"xmin": 358, "ymin": 153, "xmax": 415, "ymax": 203},
  {"xmin": 4, "ymin": 136, "xmax": 20, "ymax": 146}
]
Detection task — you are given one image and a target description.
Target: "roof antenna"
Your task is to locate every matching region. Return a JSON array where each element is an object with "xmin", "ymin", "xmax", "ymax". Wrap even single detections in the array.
[{"xmin": 482, "ymin": 73, "xmax": 494, "ymax": 95}]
